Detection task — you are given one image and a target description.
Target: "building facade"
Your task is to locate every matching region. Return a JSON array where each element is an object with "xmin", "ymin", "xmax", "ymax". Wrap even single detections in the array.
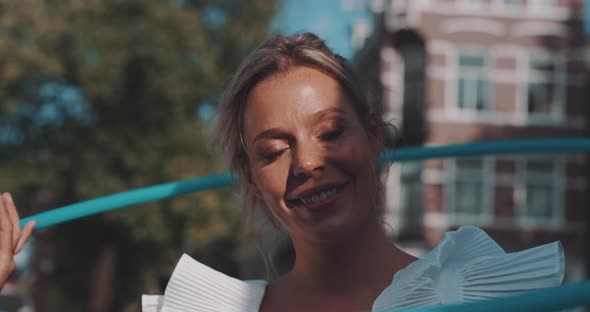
[{"xmin": 379, "ymin": 0, "xmax": 589, "ymax": 282}]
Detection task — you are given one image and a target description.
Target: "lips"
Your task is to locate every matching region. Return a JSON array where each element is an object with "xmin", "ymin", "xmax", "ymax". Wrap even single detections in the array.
[{"xmin": 286, "ymin": 183, "xmax": 347, "ymax": 208}]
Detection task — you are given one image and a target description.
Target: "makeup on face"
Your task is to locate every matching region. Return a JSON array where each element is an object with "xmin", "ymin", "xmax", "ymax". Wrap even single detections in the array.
[{"xmin": 243, "ymin": 66, "xmax": 381, "ymax": 242}]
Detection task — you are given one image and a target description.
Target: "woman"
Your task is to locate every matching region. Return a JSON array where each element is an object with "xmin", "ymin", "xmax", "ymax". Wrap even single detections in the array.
[
  {"xmin": 142, "ymin": 33, "xmax": 564, "ymax": 311},
  {"xmin": 2, "ymin": 33, "xmax": 564, "ymax": 311}
]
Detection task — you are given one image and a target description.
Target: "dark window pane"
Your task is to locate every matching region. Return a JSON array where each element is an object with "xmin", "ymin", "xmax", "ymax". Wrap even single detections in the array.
[
  {"xmin": 453, "ymin": 158, "xmax": 485, "ymax": 216},
  {"xmin": 456, "ymin": 158, "xmax": 483, "ymax": 172},
  {"xmin": 458, "ymin": 78, "xmax": 467, "ymax": 108},
  {"xmin": 528, "ymin": 58, "xmax": 557, "ymax": 116},
  {"xmin": 455, "ymin": 182, "xmax": 483, "ymax": 215},
  {"xmin": 525, "ymin": 185, "xmax": 553, "ymax": 218},
  {"xmin": 524, "ymin": 160, "xmax": 555, "ymax": 219},
  {"xmin": 459, "ymin": 55, "xmax": 485, "ymax": 67},
  {"xmin": 476, "ymin": 79, "xmax": 488, "ymax": 110}
]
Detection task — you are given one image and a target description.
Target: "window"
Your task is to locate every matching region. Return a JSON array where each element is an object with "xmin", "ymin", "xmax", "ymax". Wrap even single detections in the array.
[
  {"xmin": 457, "ymin": 54, "xmax": 489, "ymax": 111},
  {"xmin": 398, "ymin": 162, "xmax": 422, "ymax": 228},
  {"xmin": 501, "ymin": 0, "xmax": 524, "ymax": 8},
  {"xmin": 529, "ymin": 0, "xmax": 558, "ymax": 11},
  {"xmin": 527, "ymin": 55, "xmax": 563, "ymax": 118},
  {"xmin": 385, "ymin": 162, "xmax": 422, "ymax": 237},
  {"xmin": 460, "ymin": 0, "xmax": 488, "ymax": 8},
  {"xmin": 449, "ymin": 158, "xmax": 491, "ymax": 217},
  {"xmin": 522, "ymin": 160, "xmax": 558, "ymax": 219}
]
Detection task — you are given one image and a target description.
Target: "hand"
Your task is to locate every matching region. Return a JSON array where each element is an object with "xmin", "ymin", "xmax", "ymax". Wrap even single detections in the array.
[{"xmin": 0, "ymin": 192, "xmax": 35, "ymax": 289}]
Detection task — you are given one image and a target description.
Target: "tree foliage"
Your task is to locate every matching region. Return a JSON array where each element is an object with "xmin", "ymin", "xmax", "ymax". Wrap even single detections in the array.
[{"xmin": 0, "ymin": 0, "xmax": 276, "ymax": 310}]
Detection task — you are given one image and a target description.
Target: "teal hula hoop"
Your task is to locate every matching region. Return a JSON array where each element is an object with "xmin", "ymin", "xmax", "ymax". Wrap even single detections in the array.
[
  {"xmin": 393, "ymin": 280, "xmax": 590, "ymax": 311},
  {"xmin": 17, "ymin": 137, "xmax": 590, "ymax": 311},
  {"xmin": 21, "ymin": 138, "xmax": 590, "ymax": 230}
]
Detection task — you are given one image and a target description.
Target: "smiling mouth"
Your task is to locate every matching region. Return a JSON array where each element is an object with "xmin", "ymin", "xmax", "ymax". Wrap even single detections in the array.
[{"xmin": 288, "ymin": 185, "xmax": 346, "ymax": 206}]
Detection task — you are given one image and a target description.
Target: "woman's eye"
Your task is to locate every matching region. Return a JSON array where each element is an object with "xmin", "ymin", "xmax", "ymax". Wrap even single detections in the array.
[
  {"xmin": 259, "ymin": 149, "xmax": 285, "ymax": 162},
  {"xmin": 320, "ymin": 128, "xmax": 343, "ymax": 141}
]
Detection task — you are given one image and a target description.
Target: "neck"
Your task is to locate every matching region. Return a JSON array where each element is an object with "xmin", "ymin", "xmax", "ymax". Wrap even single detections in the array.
[{"xmin": 286, "ymin": 220, "xmax": 413, "ymax": 295}]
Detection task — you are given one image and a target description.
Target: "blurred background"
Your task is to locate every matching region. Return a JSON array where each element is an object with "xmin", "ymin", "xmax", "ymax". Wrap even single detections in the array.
[{"xmin": 0, "ymin": 0, "xmax": 588, "ymax": 311}]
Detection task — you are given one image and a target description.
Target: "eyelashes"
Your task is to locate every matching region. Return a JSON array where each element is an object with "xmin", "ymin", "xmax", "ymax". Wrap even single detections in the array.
[
  {"xmin": 255, "ymin": 127, "xmax": 345, "ymax": 164},
  {"xmin": 253, "ymin": 121, "xmax": 347, "ymax": 165},
  {"xmin": 319, "ymin": 127, "xmax": 344, "ymax": 141},
  {"xmin": 257, "ymin": 149, "xmax": 286, "ymax": 162}
]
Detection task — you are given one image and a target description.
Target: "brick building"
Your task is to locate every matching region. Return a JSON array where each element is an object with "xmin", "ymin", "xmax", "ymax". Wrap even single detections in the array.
[{"xmin": 378, "ymin": 0, "xmax": 589, "ymax": 282}]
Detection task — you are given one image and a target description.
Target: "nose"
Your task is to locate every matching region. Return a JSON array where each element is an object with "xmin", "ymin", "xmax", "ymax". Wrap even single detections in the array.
[{"xmin": 291, "ymin": 140, "xmax": 325, "ymax": 177}]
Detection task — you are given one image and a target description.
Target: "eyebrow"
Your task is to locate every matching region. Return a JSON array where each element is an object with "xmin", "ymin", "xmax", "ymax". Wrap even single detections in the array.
[
  {"xmin": 251, "ymin": 107, "xmax": 346, "ymax": 144},
  {"xmin": 313, "ymin": 107, "xmax": 345, "ymax": 120},
  {"xmin": 252, "ymin": 128, "xmax": 291, "ymax": 144}
]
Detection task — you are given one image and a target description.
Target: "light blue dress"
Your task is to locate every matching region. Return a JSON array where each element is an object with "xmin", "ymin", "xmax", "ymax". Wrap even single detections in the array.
[{"xmin": 142, "ymin": 226, "xmax": 564, "ymax": 312}]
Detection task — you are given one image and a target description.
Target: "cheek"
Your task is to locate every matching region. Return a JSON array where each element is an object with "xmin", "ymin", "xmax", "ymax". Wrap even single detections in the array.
[
  {"xmin": 253, "ymin": 170, "xmax": 296, "ymax": 229},
  {"xmin": 252, "ymin": 166, "xmax": 288, "ymax": 210},
  {"xmin": 336, "ymin": 135, "xmax": 376, "ymax": 169}
]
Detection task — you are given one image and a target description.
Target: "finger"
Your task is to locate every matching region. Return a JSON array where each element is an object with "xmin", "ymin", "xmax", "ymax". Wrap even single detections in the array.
[
  {"xmin": 0, "ymin": 194, "xmax": 13, "ymax": 248},
  {"xmin": 0, "ymin": 194, "xmax": 13, "ymax": 263},
  {"xmin": 3, "ymin": 193, "xmax": 21, "ymax": 248},
  {"xmin": 15, "ymin": 221, "xmax": 35, "ymax": 255},
  {"xmin": 0, "ymin": 259, "xmax": 15, "ymax": 289}
]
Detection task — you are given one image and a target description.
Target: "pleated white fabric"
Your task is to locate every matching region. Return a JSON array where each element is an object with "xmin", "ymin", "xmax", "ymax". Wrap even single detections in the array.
[
  {"xmin": 142, "ymin": 226, "xmax": 565, "ymax": 312},
  {"xmin": 142, "ymin": 254, "xmax": 266, "ymax": 312},
  {"xmin": 372, "ymin": 226, "xmax": 564, "ymax": 311}
]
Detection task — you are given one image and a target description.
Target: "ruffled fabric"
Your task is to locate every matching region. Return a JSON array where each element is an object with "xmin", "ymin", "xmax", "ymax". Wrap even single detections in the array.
[
  {"xmin": 142, "ymin": 254, "xmax": 267, "ymax": 312},
  {"xmin": 141, "ymin": 294, "xmax": 164, "ymax": 312},
  {"xmin": 372, "ymin": 226, "xmax": 565, "ymax": 311},
  {"xmin": 142, "ymin": 226, "xmax": 564, "ymax": 312}
]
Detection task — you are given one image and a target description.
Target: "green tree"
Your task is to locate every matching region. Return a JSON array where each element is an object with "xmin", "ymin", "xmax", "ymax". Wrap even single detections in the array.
[{"xmin": 0, "ymin": 0, "xmax": 277, "ymax": 310}]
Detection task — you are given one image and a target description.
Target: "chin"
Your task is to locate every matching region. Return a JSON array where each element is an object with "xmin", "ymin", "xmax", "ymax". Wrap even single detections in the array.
[{"xmin": 297, "ymin": 213, "xmax": 375, "ymax": 244}]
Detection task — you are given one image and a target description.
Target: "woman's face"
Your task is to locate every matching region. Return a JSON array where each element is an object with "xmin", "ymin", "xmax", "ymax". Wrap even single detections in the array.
[{"xmin": 242, "ymin": 66, "xmax": 381, "ymax": 243}]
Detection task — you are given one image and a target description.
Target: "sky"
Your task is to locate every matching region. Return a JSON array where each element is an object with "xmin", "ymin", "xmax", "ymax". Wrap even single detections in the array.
[{"xmin": 273, "ymin": 0, "xmax": 374, "ymax": 60}]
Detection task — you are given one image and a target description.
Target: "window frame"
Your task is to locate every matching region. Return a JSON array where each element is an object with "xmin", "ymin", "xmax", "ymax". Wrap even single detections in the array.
[
  {"xmin": 515, "ymin": 157, "xmax": 564, "ymax": 226},
  {"xmin": 455, "ymin": 50, "xmax": 492, "ymax": 112},
  {"xmin": 525, "ymin": 51, "xmax": 566, "ymax": 122},
  {"xmin": 446, "ymin": 156, "xmax": 494, "ymax": 223}
]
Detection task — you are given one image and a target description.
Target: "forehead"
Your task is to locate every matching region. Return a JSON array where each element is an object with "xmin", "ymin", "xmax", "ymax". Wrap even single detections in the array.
[{"xmin": 243, "ymin": 66, "xmax": 353, "ymax": 138}]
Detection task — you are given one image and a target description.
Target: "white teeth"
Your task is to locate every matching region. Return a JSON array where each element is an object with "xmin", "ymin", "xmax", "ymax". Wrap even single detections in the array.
[{"xmin": 298, "ymin": 187, "xmax": 339, "ymax": 205}]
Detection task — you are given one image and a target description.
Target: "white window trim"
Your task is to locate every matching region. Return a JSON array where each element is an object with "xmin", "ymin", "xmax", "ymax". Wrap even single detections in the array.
[
  {"xmin": 511, "ymin": 21, "xmax": 568, "ymax": 38},
  {"xmin": 423, "ymin": 156, "xmax": 578, "ymax": 231},
  {"xmin": 397, "ymin": 0, "xmax": 576, "ymax": 21},
  {"xmin": 445, "ymin": 157, "xmax": 495, "ymax": 224},
  {"xmin": 422, "ymin": 40, "xmax": 579, "ymax": 128},
  {"xmin": 425, "ymin": 109, "xmax": 586, "ymax": 129},
  {"xmin": 384, "ymin": 164, "xmax": 402, "ymax": 236},
  {"xmin": 453, "ymin": 47, "xmax": 494, "ymax": 113},
  {"xmin": 441, "ymin": 18, "xmax": 506, "ymax": 37},
  {"xmin": 527, "ymin": 0, "xmax": 559, "ymax": 13},
  {"xmin": 424, "ymin": 212, "xmax": 585, "ymax": 232}
]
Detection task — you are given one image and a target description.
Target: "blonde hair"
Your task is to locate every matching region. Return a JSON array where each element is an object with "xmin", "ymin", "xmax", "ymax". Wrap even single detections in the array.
[{"xmin": 214, "ymin": 32, "xmax": 396, "ymax": 232}]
